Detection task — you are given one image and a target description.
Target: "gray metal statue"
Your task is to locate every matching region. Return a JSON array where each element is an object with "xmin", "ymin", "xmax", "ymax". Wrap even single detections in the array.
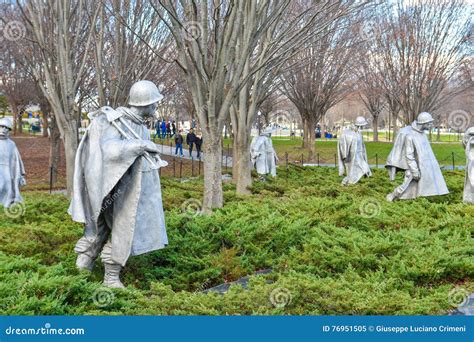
[
  {"xmin": 0, "ymin": 118, "xmax": 26, "ymax": 208},
  {"xmin": 250, "ymin": 128, "xmax": 278, "ymax": 178},
  {"xmin": 463, "ymin": 127, "xmax": 474, "ymax": 203},
  {"xmin": 386, "ymin": 112, "xmax": 449, "ymax": 201},
  {"xmin": 69, "ymin": 80, "xmax": 168, "ymax": 288},
  {"xmin": 337, "ymin": 116, "xmax": 372, "ymax": 185}
]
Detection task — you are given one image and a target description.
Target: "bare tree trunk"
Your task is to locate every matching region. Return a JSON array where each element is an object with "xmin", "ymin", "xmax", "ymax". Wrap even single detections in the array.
[
  {"xmin": 202, "ymin": 134, "xmax": 223, "ymax": 212},
  {"xmin": 42, "ymin": 111, "xmax": 49, "ymax": 138},
  {"xmin": 18, "ymin": 110, "xmax": 23, "ymax": 134},
  {"xmin": 232, "ymin": 133, "xmax": 252, "ymax": 195},
  {"xmin": 307, "ymin": 117, "xmax": 316, "ymax": 161},
  {"xmin": 302, "ymin": 116, "xmax": 316, "ymax": 160},
  {"xmin": 49, "ymin": 115, "xmax": 61, "ymax": 184},
  {"xmin": 372, "ymin": 115, "xmax": 379, "ymax": 142},
  {"xmin": 11, "ymin": 103, "xmax": 18, "ymax": 135},
  {"xmin": 302, "ymin": 117, "xmax": 310, "ymax": 148},
  {"xmin": 63, "ymin": 121, "xmax": 79, "ymax": 196}
]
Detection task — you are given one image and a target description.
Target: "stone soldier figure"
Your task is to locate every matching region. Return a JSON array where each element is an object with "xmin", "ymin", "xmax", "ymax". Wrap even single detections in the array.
[
  {"xmin": 462, "ymin": 127, "xmax": 474, "ymax": 203},
  {"xmin": 0, "ymin": 118, "xmax": 26, "ymax": 208},
  {"xmin": 337, "ymin": 116, "xmax": 372, "ymax": 185},
  {"xmin": 250, "ymin": 128, "xmax": 278, "ymax": 178},
  {"xmin": 385, "ymin": 112, "xmax": 449, "ymax": 201},
  {"xmin": 69, "ymin": 80, "xmax": 168, "ymax": 288}
]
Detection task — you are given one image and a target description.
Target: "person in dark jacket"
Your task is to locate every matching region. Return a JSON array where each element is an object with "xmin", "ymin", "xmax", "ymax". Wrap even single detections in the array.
[
  {"xmin": 166, "ymin": 121, "xmax": 171, "ymax": 138},
  {"xmin": 174, "ymin": 130, "xmax": 184, "ymax": 157},
  {"xmin": 171, "ymin": 121, "xmax": 176, "ymax": 137},
  {"xmin": 186, "ymin": 128, "xmax": 197, "ymax": 158},
  {"xmin": 154, "ymin": 119, "xmax": 161, "ymax": 139},
  {"xmin": 161, "ymin": 120, "xmax": 167, "ymax": 139},
  {"xmin": 195, "ymin": 132, "xmax": 203, "ymax": 159}
]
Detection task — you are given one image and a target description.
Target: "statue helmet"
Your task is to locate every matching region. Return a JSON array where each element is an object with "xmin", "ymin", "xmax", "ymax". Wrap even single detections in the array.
[
  {"xmin": 128, "ymin": 80, "xmax": 164, "ymax": 107},
  {"xmin": 354, "ymin": 116, "xmax": 368, "ymax": 127},
  {"xmin": 0, "ymin": 117, "xmax": 13, "ymax": 130},
  {"xmin": 261, "ymin": 127, "xmax": 274, "ymax": 136},
  {"xmin": 416, "ymin": 112, "xmax": 434, "ymax": 124}
]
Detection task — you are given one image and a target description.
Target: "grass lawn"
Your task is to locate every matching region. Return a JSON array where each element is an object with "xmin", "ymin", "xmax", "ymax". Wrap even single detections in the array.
[{"xmin": 0, "ymin": 166, "xmax": 472, "ymax": 315}]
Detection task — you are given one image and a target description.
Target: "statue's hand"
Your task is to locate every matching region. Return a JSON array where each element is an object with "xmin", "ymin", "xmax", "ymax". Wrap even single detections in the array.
[
  {"xmin": 142, "ymin": 140, "xmax": 159, "ymax": 154},
  {"xmin": 412, "ymin": 170, "xmax": 421, "ymax": 181},
  {"xmin": 20, "ymin": 177, "xmax": 27, "ymax": 186}
]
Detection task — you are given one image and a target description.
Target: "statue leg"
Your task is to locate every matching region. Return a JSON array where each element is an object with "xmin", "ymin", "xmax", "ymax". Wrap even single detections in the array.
[
  {"xmin": 74, "ymin": 212, "xmax": 111, "ymax": 271},
  {"xmin": 387, "ymin": 170, "xmax": 413, "ymax": 201},
  {"xmin": 100, "ymin": 240, "xmax": 125, "ymax": 288}
]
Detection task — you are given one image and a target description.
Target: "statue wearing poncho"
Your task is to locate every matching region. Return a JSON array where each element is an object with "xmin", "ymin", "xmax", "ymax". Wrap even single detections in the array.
[
  {"xmin": 69, "ymin": 80, "xmax": 168, "ymax": 288},
  {"xmin": 385, "ymin": 112, "xmax": 449, "ymax": 201},
  {"xmin": 463, "ymin": 127, "xmax": 474, "ymax": 203},
  {"xmin": 337, "ymin": 116, "xmax": 371, "ymax": 185},
  {"xmin": 250, "ymin": 129, "xmax": 278, "ymax": 178},
  {"xmin": 0, "ymin": 118, "xmax": 26, "ymax": 208}
]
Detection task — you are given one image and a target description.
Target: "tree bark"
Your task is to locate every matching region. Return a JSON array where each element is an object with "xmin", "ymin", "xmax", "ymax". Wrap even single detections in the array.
[
  {"xmin": 42, "ymin": 111, "xmax": 49, "ymax": 138},
  {"xmin": 49, "ymin": 115, "xmax": 61, "ymax": 184},
  {"xmin": 202, "ymin": 134, "xmax": 223, "ymax": 213},
  {"xmin": 307, "ymin": 117, "xmax": 316, "ymax": 161},
  {"xmin": 232, "ymin": 134, "xmax": 252, "ymax": 195},
  {"xmin": 11, "ymin": 102, "xmax": 18, "ymax": 136},
  {"xmin": 302, "ymin": 116, "xmax": 316, "ymax": 160},
  {"xmin": 302, "ymin": 117, "xmax": 310, "ymax": 148},
  {"xmin": 372, "ymin": 115, "xmax": 379, "ymax": 142},
  {"xmin": 63, "ymin": 121, "xmax": 79, "ymax": 196}
]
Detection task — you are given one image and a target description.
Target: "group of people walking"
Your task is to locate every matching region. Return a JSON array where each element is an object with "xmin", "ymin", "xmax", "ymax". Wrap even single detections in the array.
[
  {"xmin": 153, "ymin": 119, "xmax": 203, "ymax": 159},
  {"xmin": 153, "ymin": 119, "xmax": 176, "ymax": 139},
  {"xmin": 174, "ymin": 128, "xmax": 203, "ymax": 159}
]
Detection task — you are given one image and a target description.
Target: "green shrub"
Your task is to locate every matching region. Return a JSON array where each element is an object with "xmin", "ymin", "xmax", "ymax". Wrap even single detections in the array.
[{"xmin": 0, "ymin": 167, "xmax": 472, "ymax": 315}]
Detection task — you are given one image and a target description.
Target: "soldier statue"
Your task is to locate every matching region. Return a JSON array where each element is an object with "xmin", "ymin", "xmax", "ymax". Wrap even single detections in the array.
[
  {"xmin": 337, "ymin": 116, "xmax": 372, "ymax": 185},
  {"xmin": 385, "ymin": 112, "xmax": 449, "ymax": 201},
  {"xmin": 0, "ymin": 118, "xmax": 26, "ymax": 208},
  {"xmin": 250, "ymin": 128, "xmax": 278, "ymax": 179},
  {"xmin": 69, "ymin": 80, "xmax": 168, "ymax": 288},
  {"xmin": 463, "ymin": 127, "xmax": 474, "ymax": 203}
]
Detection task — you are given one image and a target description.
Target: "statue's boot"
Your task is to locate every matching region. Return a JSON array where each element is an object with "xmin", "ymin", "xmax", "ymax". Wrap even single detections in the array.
[
  {"xmin": 386, "ymin": 192, "xmax": 397, "ymax": 202},
  {"xmin": 103, "ymin": 264, "xmax": 125, "ymax": 288},
  {"xmin": 76, "ymin": 254, "xmax": 95, "ymax": 272}
]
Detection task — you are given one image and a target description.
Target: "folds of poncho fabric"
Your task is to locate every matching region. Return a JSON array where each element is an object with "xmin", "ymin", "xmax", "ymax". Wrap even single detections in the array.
[
  {"xmin": 385, "ymin": 124, "xmax": 449, "ymax": 199},
  {"xmin": 69, "ymin": 107, "xmax": 168, "ymax": 265},
  {"xmin": 337, "ymin": 129, "xmax": 371, "ymax": 184},
  {"xmin": 464, "ymin": 136, "xmax": 474, "ymax": 203},
  {"xmin": 0, "ymin": 138, "xmax": 25, "ymax": 208},
  {"xmin": 250, "ymin": 135, "xmax": 277, "ymax": 176}
]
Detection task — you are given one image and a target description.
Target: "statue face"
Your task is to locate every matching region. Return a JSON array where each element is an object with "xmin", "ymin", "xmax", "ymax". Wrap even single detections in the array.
[
  {"xmin": 0, "ymin": 125, "xmax": 10, "ymax": 139},
  {"xmin": 137, "ymin": 103, "xmax": 158, "ymax": 118},
  {"xmin": 420, "ymin": 122, "xmax": 433, "ymax": 131}
]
